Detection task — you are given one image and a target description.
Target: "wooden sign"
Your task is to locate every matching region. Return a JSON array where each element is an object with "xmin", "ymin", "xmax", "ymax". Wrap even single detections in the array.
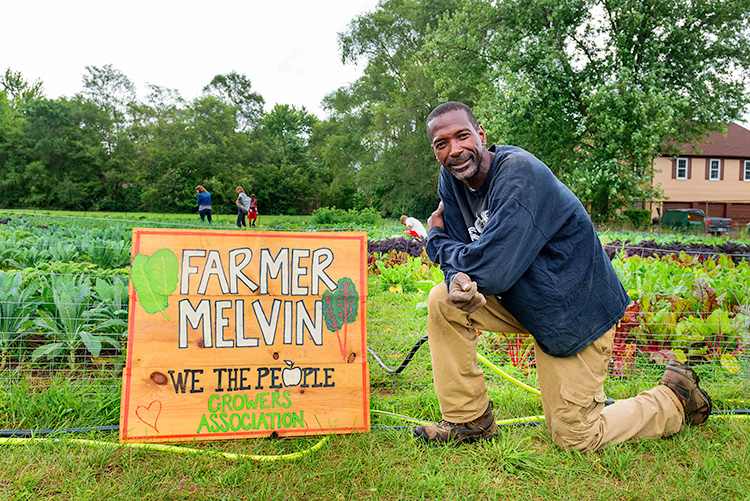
[{"xmin": 120, "ymin": 229, "xmax": 369, "ymax": 443}]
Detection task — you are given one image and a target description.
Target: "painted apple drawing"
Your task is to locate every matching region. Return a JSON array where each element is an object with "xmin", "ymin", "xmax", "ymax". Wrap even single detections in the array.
[{"xmin": 282, "ymin": 360, "xmax": 302, "ymax": 386}]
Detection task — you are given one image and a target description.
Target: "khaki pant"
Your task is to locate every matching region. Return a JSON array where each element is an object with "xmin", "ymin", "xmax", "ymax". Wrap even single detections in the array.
[{"xmin": 426, "ymin": 284, "xmax": 685, "ymax": 451}]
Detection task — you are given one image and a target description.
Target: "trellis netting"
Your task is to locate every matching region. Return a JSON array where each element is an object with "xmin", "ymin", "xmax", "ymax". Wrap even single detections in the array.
[{"xmin": 0, "ymin": 212, "xmax": 748, "ymax": 413}]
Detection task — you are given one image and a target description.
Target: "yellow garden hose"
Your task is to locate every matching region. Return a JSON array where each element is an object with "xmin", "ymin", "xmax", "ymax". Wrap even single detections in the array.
[
  {"xmin": 0, "ymin": 435, "xmax": 330, "ymax": 462},
  {"xmin": 477, "ymin": 353, "xmax": 542, "ymax": 397}
]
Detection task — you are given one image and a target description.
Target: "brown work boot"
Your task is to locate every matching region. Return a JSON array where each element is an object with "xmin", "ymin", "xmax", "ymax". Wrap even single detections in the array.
[
  {"xmin": 414, "ymin": 404, "xmax": 498, "ymax": 444},
  {"xmin": 659, "ymin": 360, "xmax": 712, "ymax": 425}
]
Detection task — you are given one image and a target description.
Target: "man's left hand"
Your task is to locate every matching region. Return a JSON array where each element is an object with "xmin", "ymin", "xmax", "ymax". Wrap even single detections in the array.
[{"xmin": 448, "ymin": 272, "xmax": 486, "ymax": 313}]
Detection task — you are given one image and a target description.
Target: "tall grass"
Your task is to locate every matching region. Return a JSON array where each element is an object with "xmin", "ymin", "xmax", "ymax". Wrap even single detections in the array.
[{"xmin": 1, "ymin": 417, "xmax": 749, "ymax": 500}]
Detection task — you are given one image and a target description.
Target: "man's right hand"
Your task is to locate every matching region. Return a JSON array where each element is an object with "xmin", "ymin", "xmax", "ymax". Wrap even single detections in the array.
[{"xmin": 448, "ymin": 272, "xmax": 486, "ymax": 313}]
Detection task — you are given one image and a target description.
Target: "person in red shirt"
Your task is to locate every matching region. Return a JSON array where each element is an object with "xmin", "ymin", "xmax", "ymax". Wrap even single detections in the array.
[{"xmin": 247, "ymin": 194, "xmax": 258, "ymax": 227}]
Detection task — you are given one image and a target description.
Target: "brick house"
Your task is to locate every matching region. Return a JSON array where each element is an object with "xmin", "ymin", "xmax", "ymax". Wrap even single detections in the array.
[{"xmin": 651, "ymin": 123, "xmax": 750, "ymax": 226}]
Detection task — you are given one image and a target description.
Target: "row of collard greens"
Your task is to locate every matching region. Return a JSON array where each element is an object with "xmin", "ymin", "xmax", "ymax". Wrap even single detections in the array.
[{"xmin": 1, "ymin": 216, "xmax": 748, "ymax": 377}]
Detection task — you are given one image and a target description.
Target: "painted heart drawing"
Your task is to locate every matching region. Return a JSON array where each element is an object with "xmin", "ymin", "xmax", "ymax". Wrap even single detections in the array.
[{"xmin": 136, "ymin": 400, "xmax": 162, "ymax": 433}]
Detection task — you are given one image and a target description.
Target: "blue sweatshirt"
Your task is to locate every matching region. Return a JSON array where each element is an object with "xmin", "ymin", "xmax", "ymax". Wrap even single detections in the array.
[
  {"xmin": 196, "ymin": 192, "xmax": 211, "ymax": 208},
  {"xmin": 426, "ymin": 145, "xmax": 629, "ymax": 357}
]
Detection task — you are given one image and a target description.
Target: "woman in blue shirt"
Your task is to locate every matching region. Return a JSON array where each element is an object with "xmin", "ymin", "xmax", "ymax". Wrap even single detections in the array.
[{"xmin": 195, "ymin": 185, "xmax": 212, "ymax": 224}]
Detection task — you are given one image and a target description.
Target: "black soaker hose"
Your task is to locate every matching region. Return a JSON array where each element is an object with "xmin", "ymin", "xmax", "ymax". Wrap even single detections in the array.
[
  {"xmin": 0, "ymin": 425, "xmax": 119, "ymax": 437},
  {"xmin": 367, "ymin": 334, "xmax": 429, "ymax": 375}
]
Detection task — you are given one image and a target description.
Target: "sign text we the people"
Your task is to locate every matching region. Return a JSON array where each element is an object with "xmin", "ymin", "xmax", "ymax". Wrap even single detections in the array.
[{"xmin": 120, "ymin": 229, "xmax": 369, "ymax": 443}]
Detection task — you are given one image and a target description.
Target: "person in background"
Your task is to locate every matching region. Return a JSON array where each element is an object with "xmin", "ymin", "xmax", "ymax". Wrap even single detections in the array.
[
  {"xmin": 247, "ymin": 193, "xmax": 258, "ymax": 227},
  {"xmin": 414, "ymin": 101, "xmax": 711, "ymax": 450},
  {"xmin": 235, "ymin": 186, "xmax": 251, "ymax": 229},
  {"xmin": 195, "ymin": 185, "xmax": 212, "ymax": 224},
  {"xmin": 400, "ymin": 215, "xmax": 427, "ymax": 238}
]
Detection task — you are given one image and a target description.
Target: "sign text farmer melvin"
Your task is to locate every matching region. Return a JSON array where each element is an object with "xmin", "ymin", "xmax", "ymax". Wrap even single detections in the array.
[{"xmin": 177, "ymin": 247, "xmax": 337, "ymax": 349}]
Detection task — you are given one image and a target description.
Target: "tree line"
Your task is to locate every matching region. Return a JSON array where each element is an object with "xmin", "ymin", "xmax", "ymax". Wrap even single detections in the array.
[{"xmin": 1, "ymin": 0, "xmax": 748, "ymax": 220}]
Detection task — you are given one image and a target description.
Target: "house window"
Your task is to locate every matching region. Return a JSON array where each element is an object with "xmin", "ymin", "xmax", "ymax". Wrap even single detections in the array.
[
  {"xmin": 709, "ymin": 159, "xmax": 720, "ymax": 180},
  {"xmin": 744, "ymin": 160, "xmax": 750, "ymax": 181},
  {"xmin": 676, "ymin": 158, "xmax": 688, "ymax": 180}
]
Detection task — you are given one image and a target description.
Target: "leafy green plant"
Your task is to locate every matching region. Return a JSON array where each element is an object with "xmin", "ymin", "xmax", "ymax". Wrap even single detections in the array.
[
  {"xmin": 484, "ymin": 331, "xmax": 535, "ymax": 370},
  {"xmin": 0, "ymin": 243, "xmax": 14, "ymax": 269},
  {"xmin": 83, "ymin": 238, "xmax": 131, "ymax": 268},
  {"xmin": 613, "ymin": 251, "xmax": 750, "ymax": 372},
  {"xmin": 674, "ymin": 311, "xmax": 748, "ymax": 372},
  {"xmin": 372, "ymin": 253, "xmax": 442, "ymax": 293},
  {"xmin": 86, "ymin": 225, "xmax": 130, "ymax": 242},
  {"xmin": 0, "ymin": 226, "xmax": 35, "ymax": 243},
  {"xmin": 632, "ymin": 295, "xmax": 679, "ymax": 361},
  {"xmin": 0, "ymin": 273, "xmax": 39, "ymax": 368},
  {"xmin": 311, "ymin": 206, "xmax": 381, "ymax": 226},
  {"xmin": 17, "ymin": 261, "xmax": 128, "ymax": 289},
  {"xmin": 30, "ymin": 273, "xmax": 119, "ymax": 368},
  {"xmin": 48, "ymin": 243, "xmax": 80, "ymax": 262},
  {"xmin": 87, "ymin": 277, "xmax": 129, "ymax": 336},
  {"xmin": 7, "ymin": 245, "xmax": 52, "ymax": 269},
  {"xmin": 622, "ymin": 209, "xmax": 651, "ymax": 230}
]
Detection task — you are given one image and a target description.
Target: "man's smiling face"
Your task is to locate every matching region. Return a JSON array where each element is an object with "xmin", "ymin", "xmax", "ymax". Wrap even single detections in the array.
[{"xmin": 427, "ymin": 109, "xmax": 489, "ymax": 189}]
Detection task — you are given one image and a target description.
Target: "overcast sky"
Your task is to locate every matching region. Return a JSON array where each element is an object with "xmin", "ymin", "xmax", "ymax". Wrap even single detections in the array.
[
  {"xmin": 3, "ymin": 1, "xmax": 748, "ymax": 126},
  {"xmin": 1, "ymin": 0, "xmax": 379, "ymax": 118}
]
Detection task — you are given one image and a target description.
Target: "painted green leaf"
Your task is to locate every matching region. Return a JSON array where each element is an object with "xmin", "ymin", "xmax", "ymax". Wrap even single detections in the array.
[
  {"xmin": 337, "ymin": 277, "xmax": 359, "ymax": 323},
  {"xmin": 322, "ymin": 278, "xmax": 360, "ymax": 361},
  {"xmin": 144, "ymin": 249, "xmax": 180, "ymax": 296},
  {"xmin": 322, "ymin": 289, "xmax": 344, "ymax": 332},
  {"xmin": 131, "ymin": 249, "xmax": 179, "ymax": 319}
]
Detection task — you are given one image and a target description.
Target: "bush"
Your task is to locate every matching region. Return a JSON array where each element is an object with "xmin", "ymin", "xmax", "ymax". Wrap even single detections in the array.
[
  {"xmin": 311, "ymin": 207, "xmax": 381, "ymax": 226},
  {"xmin": 622, "ymin": 209, "xmax": 651, "ymax": 230}
]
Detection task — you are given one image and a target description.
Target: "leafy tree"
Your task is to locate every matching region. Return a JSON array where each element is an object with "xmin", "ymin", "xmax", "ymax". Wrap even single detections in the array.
[
  {"xmin": 427, "ymin": 0, "xmax": 750, "ymax": 220},
  {"xmin": 0, "ymin": 72, "xmax": 44, "ymax": 204},
  {"xmin": 80, "ymin": 64, "xmax": 136, "ymax": 157},
  {"xmin": 0, "ymin": 91, "xmax": 27, "ymax": 207},
  {"xmin": 309, "ymin": 115, "xmax": 366, "ymax": 210},
  {"xmin": 13, "ymin": 98, "xmax": 110, "ymax": 209},
  {"xmin": 125, "ymin": 85, "xmax": 189, "ymax": 212},
  {"xmin": 1, "ymin": 68, "xmax": 45, "ymax": 109},
  {"xmin": 135, "ymin": 93, "xmax": 253, "ymax": 214},
  {"xmin": 324, "ymin": 0, "xmax": 460, "ymax": 218},
  {"xmin": 0, "ymin": 68, "xmax": 302, "ymax": 214},
  {"xmin": 262, "ymin": 104, "xmax": 315, "ymax": 164},
  {"xmin": 185, "ymin": 95, "xmax": 252, "ymax": 209},
  {"xmin": 203, "ymin": 71, "xmax": 265, "ymax": 133},
  {"xmin": 251, "ymin": 104, "xmax": 320, "ymax": 215}
]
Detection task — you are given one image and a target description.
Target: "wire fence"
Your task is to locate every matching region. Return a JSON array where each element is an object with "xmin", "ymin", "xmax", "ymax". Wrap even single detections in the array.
[{"xmin": 0, "ymin": 212, "xmax": 749, "ymax": 412}]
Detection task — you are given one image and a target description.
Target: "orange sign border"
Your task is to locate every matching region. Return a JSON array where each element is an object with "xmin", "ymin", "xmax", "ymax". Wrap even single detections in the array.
[{"xmin": 120, "ymin": 229, "xmax": 370, "ymax": 442}]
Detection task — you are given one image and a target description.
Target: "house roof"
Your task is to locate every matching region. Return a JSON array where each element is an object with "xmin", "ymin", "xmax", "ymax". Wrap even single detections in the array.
[{"xmin": 672, "ymin": 123, "xmax": 750, "ymax": 157}]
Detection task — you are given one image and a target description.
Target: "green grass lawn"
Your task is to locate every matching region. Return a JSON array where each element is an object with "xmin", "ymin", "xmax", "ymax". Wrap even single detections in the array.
[
  {"xmin": 1, "ymin": 406, "xmax": 748, "ymax": 500},
  {"xmin": 1, "ymin": 284, "xmax": 748, "ymax": 501},
  {"xmin": 1, "ymin": 210, "xmax": 749, "ymax": 500}
]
